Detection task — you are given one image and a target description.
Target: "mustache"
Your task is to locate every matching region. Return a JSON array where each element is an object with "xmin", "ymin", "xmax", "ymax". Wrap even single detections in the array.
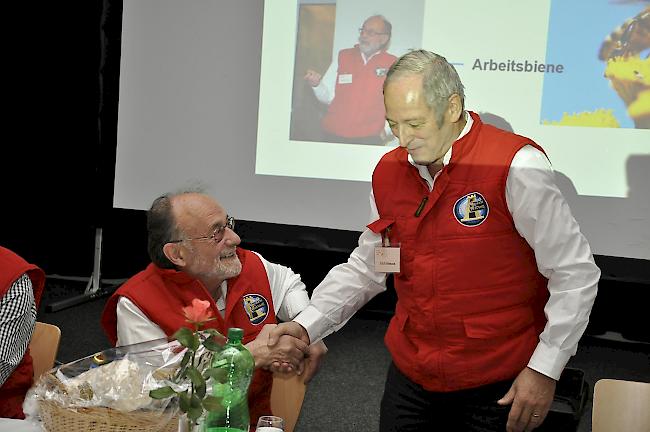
[{"xmin": 219, "ymin": 248, "xmax": 237, "ymax": 259}]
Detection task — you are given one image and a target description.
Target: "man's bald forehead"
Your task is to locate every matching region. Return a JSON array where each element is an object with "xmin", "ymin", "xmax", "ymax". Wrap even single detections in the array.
[{"xmin": 171, "ymin": 193, "xmax": 222, "ymax": 217}]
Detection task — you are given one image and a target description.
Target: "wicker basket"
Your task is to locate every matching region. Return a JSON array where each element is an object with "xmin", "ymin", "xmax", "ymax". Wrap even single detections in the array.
[
  {"xmin": 38, "ymin": 399, "xmax": 179, "ymax": 432},
  {"xmin": 36, "ymin": 373, "xmax": 179, "ymax": 432}
]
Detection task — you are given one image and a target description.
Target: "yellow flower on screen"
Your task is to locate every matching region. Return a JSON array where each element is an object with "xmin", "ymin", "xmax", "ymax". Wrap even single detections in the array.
[{"xmin": 543, "ymin": 109, "xmax": 620, "ymax": 128}]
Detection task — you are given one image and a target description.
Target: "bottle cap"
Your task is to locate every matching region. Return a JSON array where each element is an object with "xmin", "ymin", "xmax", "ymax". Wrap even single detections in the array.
[{"xmin": 227, "ymin": 327, "xmax": 244, "ymax": 341}]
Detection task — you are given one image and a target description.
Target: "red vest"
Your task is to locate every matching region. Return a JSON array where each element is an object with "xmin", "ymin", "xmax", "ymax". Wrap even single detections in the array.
[
  {"xmin": 322, "ymin": 46, "xmax": 396, "ymax": 138},
  {"xmin": 0, "ymin": 246, "xmax": 45, "ymax": 419},
  {"xmin": 369, "ymin": 112, "xmax": 549, "ymax": 391},
  {"xmin": 101, "ymin": 248, "xmax": 276, "ymax": 426}
]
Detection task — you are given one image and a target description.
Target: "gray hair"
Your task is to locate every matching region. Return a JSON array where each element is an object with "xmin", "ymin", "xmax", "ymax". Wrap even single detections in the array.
[
  {"xmin": 384, "ymin": 50, "xmax": 465, "ymax": 127},
  {"xmin": 146, "ymin": 186, "xmax": 205, "ymax": 269}
]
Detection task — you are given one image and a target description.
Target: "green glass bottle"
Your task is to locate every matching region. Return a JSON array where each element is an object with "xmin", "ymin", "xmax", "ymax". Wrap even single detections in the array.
[{"xmin": 204, "ymin": 328, "xmax": 254, "ymax": 432}]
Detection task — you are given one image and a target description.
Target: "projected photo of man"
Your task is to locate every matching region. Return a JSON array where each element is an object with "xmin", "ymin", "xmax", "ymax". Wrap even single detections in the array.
[
  {"xmin": 289, "ymin": 1, "xmax": 424, "ymax": 146},
  {"xmin": 305, "ymin": 15, "xmax": 396, "ymax": 145}
]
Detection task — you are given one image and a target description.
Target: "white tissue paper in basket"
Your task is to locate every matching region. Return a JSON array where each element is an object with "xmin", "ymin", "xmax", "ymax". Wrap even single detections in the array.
[{"xmin": 23, "ymin": 337, "xmax": 190, "ymax": 421}]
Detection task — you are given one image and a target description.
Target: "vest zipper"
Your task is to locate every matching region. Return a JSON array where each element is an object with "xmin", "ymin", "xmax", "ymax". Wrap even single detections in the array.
[{"xmin": 414, "ymin": 196, "xmax": 428, "ymax": 217}]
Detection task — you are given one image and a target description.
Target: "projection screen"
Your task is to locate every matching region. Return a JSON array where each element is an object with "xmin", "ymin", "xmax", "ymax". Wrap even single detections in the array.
[{"xmin": 113, "ymin": 0, "xmax": 650, "ymax": 260}]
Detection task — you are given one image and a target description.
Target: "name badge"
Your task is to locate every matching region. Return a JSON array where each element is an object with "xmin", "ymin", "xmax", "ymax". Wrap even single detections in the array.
[
  {"xmin": 338, "ymin": 73, "xmax": 353, "ymax": 84},
  {"xmin": 375, "ymin": 246, "xmax": 400, "ymax": 273}
]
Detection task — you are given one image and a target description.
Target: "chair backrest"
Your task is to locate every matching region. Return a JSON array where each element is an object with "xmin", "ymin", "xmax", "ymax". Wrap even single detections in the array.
[
  {"xmin": 28, "ymin": 321, "xmax": 61, "ymax": 380},
  {"xmin": 592, "ymin": 378, "xmax": 650, "ymax": 432},
  {"xmin": 270, "ymin": 373, "xmax": 307, "ymax": 432}
]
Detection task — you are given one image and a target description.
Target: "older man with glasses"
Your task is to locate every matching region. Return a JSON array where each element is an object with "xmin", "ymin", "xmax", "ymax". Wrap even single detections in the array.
[
  {"xmin": 304, "ymin": 14, "xmax": 397, "ymax": 145},
  {"xmin": 101, "ymin": 189, "xmax": 326, "ymax": 428}
]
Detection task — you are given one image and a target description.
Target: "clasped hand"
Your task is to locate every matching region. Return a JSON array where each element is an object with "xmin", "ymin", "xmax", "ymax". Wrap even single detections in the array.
[
  {"xmin": 247, "ymin": 323, "xmax": 327, "ymax": 383},
  {"xmin": 262, "ymin": 322, "xmax": 327, "ymax": 383}
]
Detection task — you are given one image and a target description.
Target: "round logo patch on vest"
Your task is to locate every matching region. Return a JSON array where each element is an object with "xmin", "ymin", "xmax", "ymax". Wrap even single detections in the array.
[
  {"xmin": 453, "ymin": 192, "xmax": 489, "ymax": 227},
  {"xmin": 242, "ymin": 294, "xmax": 270, "ymax": 325}
]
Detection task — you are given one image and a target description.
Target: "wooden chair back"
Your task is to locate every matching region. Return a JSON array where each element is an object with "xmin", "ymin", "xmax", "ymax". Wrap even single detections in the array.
[
  {"xmin": 28, "ymin": 321, "xmax": 61, "ymax": 379},
  {"xmin": 592, "ymin": 378, "xmax": 650, "ymax": 432},
  {"xmin": 270, "ymin": 374, "xmax": 307, "ymax": 432}
]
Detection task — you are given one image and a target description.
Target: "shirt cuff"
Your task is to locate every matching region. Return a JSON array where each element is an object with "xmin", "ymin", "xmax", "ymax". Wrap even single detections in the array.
[
  {"xmin": 527, "ymin": 339, "xmax": 573, "ymax": 381},
  {"xmin": 312, "ymin": 82, "xmax": 332, "ymax": 104},
  {"xmin": 293, "ymin": 304, "xmax": 337, "ymax": 344}
]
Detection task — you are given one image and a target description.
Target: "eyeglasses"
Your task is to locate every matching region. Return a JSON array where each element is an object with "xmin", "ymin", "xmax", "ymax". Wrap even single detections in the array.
[
  {"xmin": 169, "ymin": 216, "xmax": 236, "ymax": 244},
  {"xmin": 359, "ymin": 28, "xmax": 388, "ymax": 37}
]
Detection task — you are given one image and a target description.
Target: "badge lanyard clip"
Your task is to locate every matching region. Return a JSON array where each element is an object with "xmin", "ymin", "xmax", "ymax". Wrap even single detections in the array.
[
  {"xmin": 382, "ymin": 227, "xmax": 391, "ymax": 247},
  {"xmin": 375, "ymin": 226, "xmax": 400, "ymax": 273}
]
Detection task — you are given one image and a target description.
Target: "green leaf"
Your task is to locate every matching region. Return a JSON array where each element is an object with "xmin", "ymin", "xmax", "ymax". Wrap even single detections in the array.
[
  {"xmin": 202, "ymin": 395, "xmax": 223, "ymax": 411},
  {"xmin": 180, "ymin": 350, "xmax": 193, "ymax": 369},
  {"xmin": 203, "ymin": 336, "xmax": 223, "ymax": 352},
  {"xmin": 188, "ymin": 393, "xmax": 204, "ymax": 420},
  {"xmin": 203, "ymin": 328, "xmax": 223, "ymax": 337},
  {"xmin": 204, "ymin": 366, "xmax": 227, "ymax": 382},
  {"xmin": 187, "ymin": 404, "xmax": 203, "ymax": 422},
  {"xmin": 190, "ymin": 334, "xmax": 200, "ymax": 351},
  {"xmin": 190, "ymin": 393, "xmax": 202, "ymax": 408},
  {"xmin": 179, "ymin": 391, "xmax": 190, "ymax": 412},
  {"xmin": 148, "ymin": 386, "xmax": 177, "ymax": 399},
  {"xmin": 174, "ymin": 327, "xmax": 195, "ymax": 349},
  {"xmin": 186, "ymin": 366, "xmax": 206, "ymax": 388},
  {"xmin": 196, "ymin": 381, "xmax": 206, "ymax": 399}
]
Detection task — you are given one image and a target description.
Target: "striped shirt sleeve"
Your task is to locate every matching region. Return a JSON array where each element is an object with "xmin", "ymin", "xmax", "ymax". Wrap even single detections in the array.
[{"xmin": 0, "ymin": 273, "xmax": 37, "ymax": 385}]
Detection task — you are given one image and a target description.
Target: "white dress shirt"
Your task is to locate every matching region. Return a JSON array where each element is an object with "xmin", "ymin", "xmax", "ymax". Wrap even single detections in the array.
[
  {"xmin": 116, "ymin": 251, "xmax": 310, "ymax": 347},
  {"xmin": 294, "ymin": 113, "xmax": 600, "ymax": 381}
]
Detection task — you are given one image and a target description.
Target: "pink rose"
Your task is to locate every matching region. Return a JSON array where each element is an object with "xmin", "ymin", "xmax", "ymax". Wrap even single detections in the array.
[{"xmin": 182, "ymin": 298, "xmax": 214, "ymax": 325}]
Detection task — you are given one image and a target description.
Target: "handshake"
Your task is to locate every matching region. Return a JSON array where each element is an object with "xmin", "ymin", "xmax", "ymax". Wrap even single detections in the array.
[{"xmin": 246, "ymin": 322, "xmax": 327, "ymax": 384}]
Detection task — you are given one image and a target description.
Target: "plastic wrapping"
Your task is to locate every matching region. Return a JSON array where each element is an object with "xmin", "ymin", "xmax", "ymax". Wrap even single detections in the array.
[{"xmin": 23, "ymin": 337, "xmax": 189, "ymax": 432}]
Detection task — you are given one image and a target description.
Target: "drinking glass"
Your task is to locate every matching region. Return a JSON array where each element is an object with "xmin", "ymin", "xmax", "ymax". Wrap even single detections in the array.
[{"xmin": 255, "ymin": 415, "xmax": 284, "ymax": 432}]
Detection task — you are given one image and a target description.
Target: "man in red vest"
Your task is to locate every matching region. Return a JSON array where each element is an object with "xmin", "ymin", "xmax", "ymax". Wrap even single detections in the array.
[
  {"xmin": 271, "ymin": 50, "xmax": 600, "ymax": 431},
  {"xmin": 0, "ymin": 246, "xmax": 45, "ymax": 419},
  {"xmin": 101, "ymin": 190, "xmax": 326, "ymax": 428},
  {"xmin": 305, "ymin": 15, "xmax": 397, "ymax": 145}
]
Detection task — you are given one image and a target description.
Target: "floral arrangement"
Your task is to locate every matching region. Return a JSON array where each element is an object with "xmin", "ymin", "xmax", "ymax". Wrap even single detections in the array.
[{"xmin": 149, "ymin": 299, "xmax": 226, "ymax": 427}]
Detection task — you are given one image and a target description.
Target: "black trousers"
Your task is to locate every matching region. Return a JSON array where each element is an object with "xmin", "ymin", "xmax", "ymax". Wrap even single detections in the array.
[{"xmin": 379, "ymin": 362, "xmax": 515, "ymax": 432}]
